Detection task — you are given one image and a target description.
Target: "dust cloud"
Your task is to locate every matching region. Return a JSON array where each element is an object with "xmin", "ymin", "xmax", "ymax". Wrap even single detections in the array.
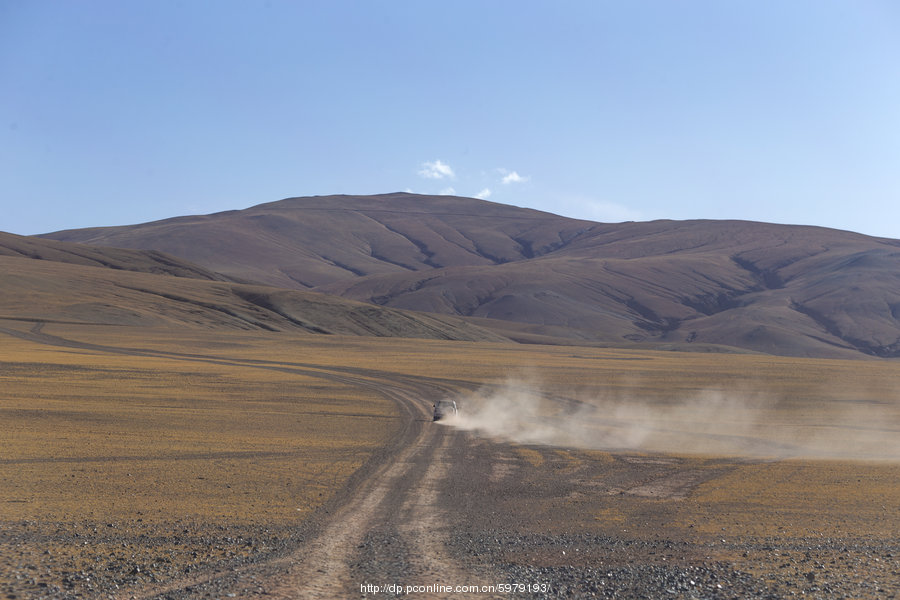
[{"xmin": 440, "ymin": 377, "xmax": 900, "ymax": 461}]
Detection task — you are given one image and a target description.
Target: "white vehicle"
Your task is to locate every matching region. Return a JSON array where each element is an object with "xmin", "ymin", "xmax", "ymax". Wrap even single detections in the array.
[{"xmin": 432, "ymin": 399, "xmax": 458, "ymax": 421}]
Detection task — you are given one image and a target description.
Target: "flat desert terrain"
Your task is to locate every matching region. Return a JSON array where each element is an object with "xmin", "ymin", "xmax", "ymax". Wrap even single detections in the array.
[{"xmin": 2, "ymin": 321, "xmax": 899, "ymax": 599}]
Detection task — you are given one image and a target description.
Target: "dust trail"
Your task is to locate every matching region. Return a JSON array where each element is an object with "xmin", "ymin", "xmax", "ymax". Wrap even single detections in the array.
[{"xmin": 441, "ymin": 376, "xmax": 900, "ymax": 461}]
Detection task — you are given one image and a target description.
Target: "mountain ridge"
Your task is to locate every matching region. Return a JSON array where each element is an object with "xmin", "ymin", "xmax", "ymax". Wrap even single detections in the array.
[{"xmin": 39, "ymin": 193, "xmax": 900, "ymax": 358}]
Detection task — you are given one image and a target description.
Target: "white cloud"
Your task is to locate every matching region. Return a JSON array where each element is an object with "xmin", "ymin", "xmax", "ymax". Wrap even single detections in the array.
[
  {"xmin": 439, "ymin": 186, "xmax": 457, "ymax": 196},
  {"xmin": 475, "ymin": 188, "xmax": 492, "ymax": 199},
  {"xmin": 419, "ymin": 159, "xmax": 455, "ymax": 180},
  {"xmin": 500, "ymin": 170, "xmax": 529, "ymax": 185}
]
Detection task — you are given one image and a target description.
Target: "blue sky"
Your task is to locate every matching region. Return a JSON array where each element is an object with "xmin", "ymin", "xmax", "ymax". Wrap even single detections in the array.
[{"xmin": 3, "ymin": 1, "xmax": 899, "ymax": 238}]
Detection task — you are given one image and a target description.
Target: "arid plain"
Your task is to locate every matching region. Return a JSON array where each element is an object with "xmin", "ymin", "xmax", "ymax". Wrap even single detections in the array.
[{"xmin": 2, "ymin": 321, "xmax": 899, "ymax": 599}]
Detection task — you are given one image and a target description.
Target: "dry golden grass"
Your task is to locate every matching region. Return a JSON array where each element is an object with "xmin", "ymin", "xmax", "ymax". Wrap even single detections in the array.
[
  {"xmin": 0, "ymin": 324, "xmax": 408, "ymax": 596},
  {"xmin": 4, "ymin": 323, "xmax": 899, "ymax": 530},
  {"xmin": 685, "ymin": 459, "xmax": 900, "ymax": 538},
  {"xmin": 0, "ymin": 330, "xmax": 397, "ymax": 527}
]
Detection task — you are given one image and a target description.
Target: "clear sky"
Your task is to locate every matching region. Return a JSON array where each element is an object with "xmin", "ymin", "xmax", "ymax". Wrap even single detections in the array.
[{"xmin": 3, "ymin": 1, "xmax": 899, "ymax": 238}]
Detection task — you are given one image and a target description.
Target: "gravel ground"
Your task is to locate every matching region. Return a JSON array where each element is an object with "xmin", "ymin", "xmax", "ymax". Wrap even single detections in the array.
[
  {"xmin": 0, "ymin": 518, "xmax": 300, "ymax": 600},
  {"xmin": 446, "ymin": 530, "xmax": 900, "ymax": 599},
  {"xmin": 5, "ymin": 521, "xmax": 899, "ymax": 599},
  {"xmin": 351, "ymin": 530, "xmax": 416, "ymax": 587},
  {"xmin": 4, "ymin": 430, "xmax": 899, "ymax": 599}
]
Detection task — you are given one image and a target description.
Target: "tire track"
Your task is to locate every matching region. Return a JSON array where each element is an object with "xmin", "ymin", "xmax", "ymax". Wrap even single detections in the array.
[{"xmin": 265, "ymin": 386, "xmax": 427, "ymax": 600}]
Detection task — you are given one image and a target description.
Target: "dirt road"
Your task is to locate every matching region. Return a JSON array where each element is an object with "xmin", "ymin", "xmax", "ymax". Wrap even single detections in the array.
[
  {"xmin": 1, "ymin": 323, "xmax": 502, "ymax": 598},
  {"xmin": 117, "ymin": 355, "xmax": 505, "ymax": 599},
  {"xmin": 136, "ymin": 375, "xmax": 508, "ymax": 599}
]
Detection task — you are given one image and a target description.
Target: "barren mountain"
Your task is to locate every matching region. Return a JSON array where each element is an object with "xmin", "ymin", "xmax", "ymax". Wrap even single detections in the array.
[
  {"xmin": 0, "ymin": 232, "xmax": 506, "ymax": 341},
  {"xmin": 41, "ymin": 193, "xmax": 900, "ymax": 358},
  {"xmin": 44, "ymin": 193, "xmax": 593, "ymax": 288}
]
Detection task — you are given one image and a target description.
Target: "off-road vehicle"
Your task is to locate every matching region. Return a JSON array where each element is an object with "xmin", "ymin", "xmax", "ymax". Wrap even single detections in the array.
[{"xmin": 432, "ymin": 399, "xmax": 458, "ymax": 421}]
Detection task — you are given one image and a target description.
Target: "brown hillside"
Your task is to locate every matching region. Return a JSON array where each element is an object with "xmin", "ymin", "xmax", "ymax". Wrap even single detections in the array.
[
  {"xmin": 43, "ymin": 193, "xmax": 594, "ymax": 288},
  {"xmin": 0, "ymin": 237, "xmax": 507, "ymax": 342},
  {"xmin": 41, "ymin": 194, "xmax": 900, "ymax": 358},
  {"xmin": 0, "ymin": 231, "xmax": 230, "ymax": 281}
]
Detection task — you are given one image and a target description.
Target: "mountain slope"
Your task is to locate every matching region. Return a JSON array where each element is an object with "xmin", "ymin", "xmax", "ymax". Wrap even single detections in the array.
[
  {"xmin": 319, "ymin": 219, "xmax": 900, "ymax": 357},
  {"xmin": 43, "ymin": 193, "xmax": 594, "ymax": 288},
  {"xmin": 0, "ymin": 231, "xmax": 230, "ymax": 281},
  {"xmin": 0, "ymin": 234, "xmax": 507, "ymax": 342},
  {"xmin": 41, "ymin": 194, "xmax": 900, "ymax": 358}
]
